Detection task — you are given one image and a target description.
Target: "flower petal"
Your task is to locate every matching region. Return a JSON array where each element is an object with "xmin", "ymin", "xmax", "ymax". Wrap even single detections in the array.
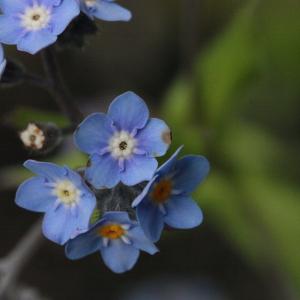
[
  {"xmin": 136, "ymin": 118, "xmax": 171, "ymax": 157},
  {"xmin": 42, "ymin": 204, "xmax": 87, "ymax": 245},
  {"xmin": 100, "ymin": 239, "xmax": 139, "ymax": 273},
  {"xmin": 128, "ymin": 226, "xmax": 159, "ymax": 255},
  {"xmin": 65, "ymin": 231, "xmax": 101, "ymax": 260},
  {"xmin": 0, "ymin": 15, "xmax": 24, "ymax": 45},
  {"xmin": 120, "ymin": 155, "xmax": 157, "ymax": 186},
  {"xmin": 136, "ymin": 200, "xmax": 164, "ymax": 242},
  {"xmin": 92, "ymin": 0, "xmax": 132, "ymax": 21},
  {"xmin": 85, "ymin": 153, "xmax": 120, "ymax": 188},
  {"xmin": 131, "ymin": 175, "xmax": 157, "ymax": 207},
  {"xmin": 17, "ymin": 30, "xmax": 57, "ymax": 54},
  {"xmin": 156, "ymin": 146, "xmax": 183, "ymax": 176},
  {"xmin": 107, "ymin": 91, "xmax": 149, "ymax": 133},
  {"xmin": 74, "ymin": 113, "xmax": 114, "ymax": 155},
  {"xmin": 15, "ymin": 177, "xmax": 55, "ymax": 212},
  {"xmin": 51, "ymin": 0, "xmax": 80, "ymax": 35},
  {"xmin": 173, "ymin": 155, "xmax": 210, "ymax": 194},
  {"xmin": 24, "ymin": 160, "xmax": 66, "ymax": 180},
  {"xmin": 0, "ymin": 0, "xmax": 28, "ymax": 14},
  {"xmin": 102, "ymin": 211, "xmax": 131, "ymax": 224},
  {"xmin": 164, "ymin": 196, "xmax": 203, "ymax": 229}
]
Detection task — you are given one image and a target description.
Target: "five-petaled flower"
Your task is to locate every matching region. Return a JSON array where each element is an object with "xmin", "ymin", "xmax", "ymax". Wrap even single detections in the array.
[
  {"xmin": 0, "ymin": 44, "xmax": 6, "ymax": 79},
  {"xmin": 15, "ymin": 160, "xmax": 96, "ymax": 245},
  {"xmin": 0, "ymin": 0, "xmax": 80, "ymax": 54},
  {"xmin": 65, "ymin": 211, "xmax": 158, "ymax": 273},
  {"xmin": 79, "ymin": 0, "xmax": 132, "ymax": 22},
  {"xmin": 132, "ymin": 146, "xmax": 210, "ymax": 242},
  {"xmin": 74, "ymin": 91, "xmax": 171, "ymax": 189}
]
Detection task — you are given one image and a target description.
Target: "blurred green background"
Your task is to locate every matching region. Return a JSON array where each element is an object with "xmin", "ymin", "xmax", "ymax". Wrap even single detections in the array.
[{"xmin": 0, "ymin": 0, "xmax": 299, "ymax": 299}]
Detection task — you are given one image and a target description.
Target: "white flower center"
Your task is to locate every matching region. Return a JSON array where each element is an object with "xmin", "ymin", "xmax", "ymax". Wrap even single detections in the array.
[
  {"xmin": 52, "ymin": 180, "xmax": 81, "ymax": 205},
  {"xmin": 108, "ymin": 130, "xmax": 137, "ymax": 159},
  {"xmin": 20, "ymin": 5, "xmax": 51, "ymax": 31},
  {"xmin": 84, "ymin": 0, "xmax": 97, "ymax": 7},
  {"xmin": 20, "ymin": 123, "xmax": 45, "ymax": 150}
]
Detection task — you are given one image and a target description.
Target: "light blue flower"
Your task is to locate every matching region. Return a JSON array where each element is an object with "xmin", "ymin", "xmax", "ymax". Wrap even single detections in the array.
[
  {"xmin": 0, "ymin": 0, "xmax": 80, "ymax": 54},
  {"xmin": 15, "ymin": 160, "xmax": 96, "ymax": 245},
  {"xmin": 79, "ymin": 0, "xmax": 131, "ymax": 22},
  {"xmin": 74, "ymin": 91, "xmax": 171, "ymax": 189},
  {"xmin": 0, "ymin": 44, "xmax": 6, "ymax": 78},
  {"xmin": 65, "ymin": 211, "xmax": 158, "ymax": 273},
  {"xmin": 132, "ymin": 147, "xmax": 210, "ymax": 242}
]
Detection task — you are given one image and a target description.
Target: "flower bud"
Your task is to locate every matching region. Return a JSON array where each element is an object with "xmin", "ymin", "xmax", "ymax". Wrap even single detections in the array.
[{"xmin": 19, "ymin": 122, "xmax": 62, "ymax": 155}]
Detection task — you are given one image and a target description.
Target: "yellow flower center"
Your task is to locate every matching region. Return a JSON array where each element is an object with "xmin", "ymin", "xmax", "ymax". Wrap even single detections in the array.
[
  {"xmin": 98, "ymin": 224, "xmax": 125, "ymax": 239},
  {"xmin": 151, "ymin": 179, "xmax": 172, "ymax": 204}
]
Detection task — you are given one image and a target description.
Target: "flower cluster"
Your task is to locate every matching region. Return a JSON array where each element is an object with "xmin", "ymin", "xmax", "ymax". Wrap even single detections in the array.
[
  {"xmin": 15, "ymin": 92, "xmax": 210, "ymax": 273},
  {"xmin": 0, "ymin": 0, "xmax": 131, "ymax": 55}
]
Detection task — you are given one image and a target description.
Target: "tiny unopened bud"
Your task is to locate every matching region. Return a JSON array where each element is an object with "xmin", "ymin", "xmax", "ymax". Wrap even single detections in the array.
[{"xmin": 19, "ymin": 122, "xmax": 62, "ymax": 155}]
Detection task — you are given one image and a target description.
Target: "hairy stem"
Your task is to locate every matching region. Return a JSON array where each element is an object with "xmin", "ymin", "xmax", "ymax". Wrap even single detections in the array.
[{"xmin": 41, "ymin": 47, "xmax": 82, "ymax": 125}]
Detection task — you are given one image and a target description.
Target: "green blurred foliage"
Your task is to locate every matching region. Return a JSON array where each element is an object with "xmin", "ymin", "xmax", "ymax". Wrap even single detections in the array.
[{"xmin": 163, "ymin": 0, "xmax": 300, "ymax": 296}]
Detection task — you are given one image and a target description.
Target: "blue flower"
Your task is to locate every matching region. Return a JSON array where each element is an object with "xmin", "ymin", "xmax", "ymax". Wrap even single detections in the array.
[
  {"xmin": 0, "ymin": 44, "xmax": 6, "ymax": 78},
  {"xmin": 79, "ymin": 0, "xmax": 132, "ymax": 22},
  {"xmin": 74, "ymin": 91, "xmax": 171, "ymax": 189},
  {"xmin": 132, "ymin": 147, "xmax": 210, "ymax": 242},
  {"xmin": 0, "ymin": 0, "xmax": 80, "ymax": 54},
  {"xmin": 65, "ymin": 211, "xmax": 158, "ymax": 273},
  {"xmin": 15, "ymin": 160, "xmax": 96, "ymax": 245}
]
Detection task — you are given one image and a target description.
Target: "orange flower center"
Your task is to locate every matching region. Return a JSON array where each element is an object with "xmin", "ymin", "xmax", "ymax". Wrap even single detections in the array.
[
  {"xmin": 98, "ymin": 224, "xmax": 125, "ymax": 239},
  {"xmin": 151, "ymin": 179, "xmax": 172, "ymax": 204}
]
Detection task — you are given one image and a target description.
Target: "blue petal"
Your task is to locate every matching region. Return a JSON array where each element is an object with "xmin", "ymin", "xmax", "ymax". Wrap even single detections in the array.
[
  {"xmin": 0, "ymin": 0, "xmax": 28, "ymax": 14},
  {"xmin": 173, "ymin": 155, "xmax": 210, "ymax": 194},
  {"xmin": 92, "ymin": 0, "xmax": 132, "ymax": 22},
  {"xmin": 128, "ymin": 225, "xmax": 159, "ymax": 255},
  {"xmin": 107, "ymin": 91, "xmax": 149, "ymax": 133},
  {"xmin": 85, "ymin": 153, "xmax": 120, "ymax": 189},
  {"xmin": 136, "ymin": 118, "xmax": 171, "ymax": 157},
  {"xmin": 0, "ymin": 15, "xmax": 24, "ymax": 45},
  {"xmin": 102, "ymin": 211, "xmax": 131, "ymax": 224},
  {"xmin": 156, "ymin": 146, "xmax": 183, "ymax": 176},
  {"xmin": 100, "ymin": 239, "xmax": 139, "ymax": 273},
  {"xmin": 164, "ymin": 196, "xmax": 203, "ymax": 229},
  {"xmin": 120, "ymin": 155, "xmax": 157, "ymax": 186},
  {"xmin": 51, "ymin": 0, "xmax": 80, "ymax": 35},
  {"xmin": 0, "ymin": 45, "xmax": 6, "ymax": 77},
  {"xmin": 24, "ymin": 160, "xmax": 66, "ymax": 181},
  {"xmin": 17, "ymin": 30, "xmax": 57, "ymax": 54},
  {"xmin": 136, "ymin": 200, "xmax": 164, "ymax": 242},
  {"xmin": 76, "ymin": 193, "xmax": 97, "ymax": 231},
  {"xmin": 74, "ymin": 113, "xmax": 114, "ymax": 155},
  {"xmin": 65, "ymin": 230, "xmax": 101, "ymax": 260},
  {"xmin": 15, "ymin": 177, "xmax": 55, "ymax": 212},
  {"xmin": 131, "ymin": 175, "xmax": 157, "ymax": 208},
  {"xmin": 42, "ymin": 201, "xmax": 91, "ymax": 245}
]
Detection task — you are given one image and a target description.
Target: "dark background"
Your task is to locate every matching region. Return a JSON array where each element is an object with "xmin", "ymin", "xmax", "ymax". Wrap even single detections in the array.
[{"xmin": 0, "ymin": 0, "xmax": 299, "ymax": 299}]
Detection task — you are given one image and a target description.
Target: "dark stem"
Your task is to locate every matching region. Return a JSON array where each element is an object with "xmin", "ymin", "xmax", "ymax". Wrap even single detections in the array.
[{"xmin": 41, "ymin": 47, "xmax": 82, "ymax": 125}]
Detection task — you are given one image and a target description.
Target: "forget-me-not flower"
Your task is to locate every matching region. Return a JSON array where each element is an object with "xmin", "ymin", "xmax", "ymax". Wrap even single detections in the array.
[
  {"xmin": 74, "ymin": 91, "xmax": 171, "ymax": 189},
  {"xmin": 132, "ymin": 147, "xmax": 210, "ymax": 242},
  {"xmin": 15, "ymin": 160, "xmax": 96, "ymax": 245},
  {"xmin": 0, "ymin": 44, "xmax": 6, "ymax": 78},
  {"xmin": 0, "ymin": 0, "xmax": 80, "ymax": 54},
  {"xmin": 79, "ymin": 0, "xmax": 132, "ymax": 22},
  {"xmin": 65, "ymin": 211, "xmax": 158, "ymax": 273}
]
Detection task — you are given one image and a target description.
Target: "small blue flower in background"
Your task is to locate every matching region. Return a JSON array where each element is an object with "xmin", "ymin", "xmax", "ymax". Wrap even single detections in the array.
[
  {"xmin": 0, "ymin": 44, "xmax": 6, "ymax": 79},
  {"xmin": 15, "ymin": 160, "xmax": 96, "ymax": 245},
  {"xmin": 79, "ymin": 0, "xmax": 132, "ymax": 22},
  {"xmin": 132, "ymin": 147, "xmax": 210, "ymax": 242},
  {"xmin": 65, "ymin": 211, "xmax": 158, "ymax": 273},
  {"xmin": 0, "ymin": 0, "xmax": 80, "ymax": 54},
  {"xmin": 74, "ymin": 91, "xmax": 171, "ymax": 189}
]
